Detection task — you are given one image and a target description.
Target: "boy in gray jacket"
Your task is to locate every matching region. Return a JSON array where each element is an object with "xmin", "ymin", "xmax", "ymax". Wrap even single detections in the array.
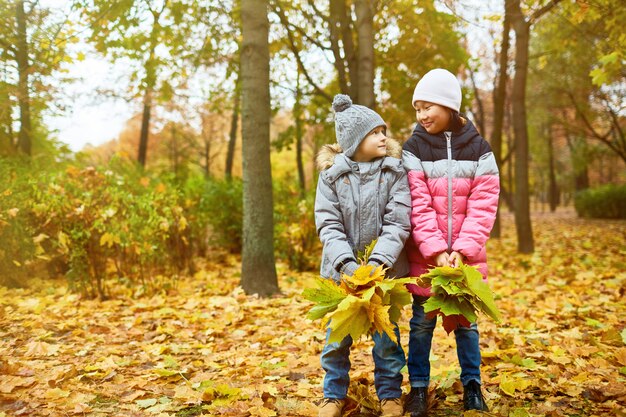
[{"xmin": 314, "ymin": 94, "xmax": 411, "ymax": 417}]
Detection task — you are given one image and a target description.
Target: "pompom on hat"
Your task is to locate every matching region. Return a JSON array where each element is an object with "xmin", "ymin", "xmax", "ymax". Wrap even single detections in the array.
[
  {"xmin": 332, "ymin": 94, "xmax": 386, "ymax": 157},
  {"xmin": 411, "ymin": 68, "xmax": 462, "ymax": 112}
]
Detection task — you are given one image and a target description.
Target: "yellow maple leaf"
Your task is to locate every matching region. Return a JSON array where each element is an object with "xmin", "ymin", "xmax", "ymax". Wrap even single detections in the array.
[
  {"xmin": 249, "ymin": 406, "xmax": 277, "ymax": 417},
  {"xmin": 44, "ymin": 388, "xmax": 70, "ymax": 399},
  {"xmin": 370, "ymin": 302, "xmax": 396, "ymax": 341},
  {"xmin": 328, "ymin": 295, "xmax": 371, "ymax": 344},
  {"xmin": 343, "ymin": 264, "xmax": 385, "ymax": 287},
  {"xmin": 499, "ymin": 373, "xmax": 532, "ymax": 396}
]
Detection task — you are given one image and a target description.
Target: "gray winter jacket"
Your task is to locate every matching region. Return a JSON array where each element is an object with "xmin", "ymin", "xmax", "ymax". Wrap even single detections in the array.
[{"xmin": 314, "ymin": 139, "xmax": 411, "ymax": 281}]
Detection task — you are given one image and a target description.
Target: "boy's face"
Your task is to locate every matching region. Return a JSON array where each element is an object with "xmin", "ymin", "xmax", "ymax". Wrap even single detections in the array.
[
  {"xmin": 414, "ymin": 101, "xmax": 451, "ymax": 135},
  {"xmin": 352, "ymin": 125, "xmax": 387, "ymax": 162}
]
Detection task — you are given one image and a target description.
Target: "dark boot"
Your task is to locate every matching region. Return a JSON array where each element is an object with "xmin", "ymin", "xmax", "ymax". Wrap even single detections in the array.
[
  {"xmin": 404, "ymin": 387, "xmax": 428, "ymax": 417},
  {"xmin": 463, "ymin": 380, "xmax": 489, "ymax": 411}
]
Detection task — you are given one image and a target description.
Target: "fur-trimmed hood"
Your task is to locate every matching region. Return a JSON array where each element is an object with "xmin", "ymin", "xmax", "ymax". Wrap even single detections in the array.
[{"xmin": 315, "ymin": 138, "xmax": 403, "ymax": 171}]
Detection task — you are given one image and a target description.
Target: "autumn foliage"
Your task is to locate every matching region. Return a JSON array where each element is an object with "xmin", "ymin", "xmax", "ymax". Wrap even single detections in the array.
[
  {"xmin": 1, "ymin": 211, "xmax": 625, "ymax": 416},
  {"xmin": 414, "ymin": 264, "xmax": 502, "ymax": 334}
]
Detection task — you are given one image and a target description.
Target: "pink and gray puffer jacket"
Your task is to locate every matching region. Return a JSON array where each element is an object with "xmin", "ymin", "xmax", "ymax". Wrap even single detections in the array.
[{"xmin": 402, "ymin": 119, "xmax": 500, "ymax": 296}]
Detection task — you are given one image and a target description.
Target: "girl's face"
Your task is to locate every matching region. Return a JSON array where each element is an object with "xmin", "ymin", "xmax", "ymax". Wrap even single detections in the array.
[
  {"xmin": 352, "ymin": 125, "xmax": 387, "ymax": 162},
  {"xmin": 414, "ymin": 101, "xmax": 451, "ymax": 134}
]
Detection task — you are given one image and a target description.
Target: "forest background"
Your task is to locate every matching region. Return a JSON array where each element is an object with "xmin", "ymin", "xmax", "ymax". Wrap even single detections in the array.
[{"xmin": 0, "ymin": 0, "xmax": 625, "ymax": 416}]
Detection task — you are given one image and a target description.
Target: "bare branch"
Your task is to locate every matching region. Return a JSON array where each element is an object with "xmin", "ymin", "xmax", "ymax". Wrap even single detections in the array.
[
  {"xmin": 529, "ymin": 0, "xmax": 564, "ymax": 25},
  {"xmin": 273, "ymin": 4, "xmax": 332, "ymax": 102}
]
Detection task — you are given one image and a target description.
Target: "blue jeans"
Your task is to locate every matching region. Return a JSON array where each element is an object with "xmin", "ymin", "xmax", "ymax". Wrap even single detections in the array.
[
  {"xmin": 408, "ymin": 296, "xmax": 482, "ymax": 387},
  {"xmin": 320, "ymin": 325, "xmax": 406, "ymax": 400}
]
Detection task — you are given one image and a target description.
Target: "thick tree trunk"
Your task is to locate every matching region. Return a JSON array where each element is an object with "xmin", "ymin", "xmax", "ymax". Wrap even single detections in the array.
[
  {"xmin": 240, "ymin": 0, "xmax": 278, "ymax": 296},
  {"xmin": 138, "ymin": 87, "xmax": 152, "ymax": 167},
  {"xmin": 16, "ymin": 0, "xmax": 31, "ymax": 156},
  {"xmin": 225, "ymin": 84, "xmax": 240, "ymax": 179},
  {"xmin": 490, "ymin": 7, "xmax": 511, "ymax": 238},
  {"xmin": 354, "ymin": 0, "xmax": 375, "ymax": 108},
  {"xmin": 510, "ymin": 0, "xmax": 534, "ymax": 253}
]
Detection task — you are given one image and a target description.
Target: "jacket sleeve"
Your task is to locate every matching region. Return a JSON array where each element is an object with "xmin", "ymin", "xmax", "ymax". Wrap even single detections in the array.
[
  {"xmin": 403, "ymin": 149, "xmax": 448, "ymax": 259},
  {"xmin": 314, "ymin": 173, "xmax": 357, "ymax": 272},
  {"xmin": 452, "ymin": 144, "xmax": 500, "ymax": 260},
  {"xmin": 369, "ymin": 167, "xmax": 411, "ymax": 267}
]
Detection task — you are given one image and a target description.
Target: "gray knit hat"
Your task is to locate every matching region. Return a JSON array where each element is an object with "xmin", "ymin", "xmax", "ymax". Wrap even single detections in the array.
[{"xmin": 332, "ymin": 94, "xmax": 386, "ymax": 157}]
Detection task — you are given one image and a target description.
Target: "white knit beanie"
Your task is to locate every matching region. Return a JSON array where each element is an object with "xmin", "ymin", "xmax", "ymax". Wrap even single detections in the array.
[
  {"xmin": 332, "ymin": 94, "xmax": 386, "ymax": 157},
  {"xmin": 411, "ymin": 69, "xmax": 462, "ymax": 112}
]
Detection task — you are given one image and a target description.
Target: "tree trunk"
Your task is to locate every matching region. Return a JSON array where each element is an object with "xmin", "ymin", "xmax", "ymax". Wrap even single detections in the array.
[
  {"xmin": 138, "ymin": 87, "xmax": 152, "ymax": 167},
  {"xmin": 547, "ymin": 125, "xmax": 559, "ymax": 212},
  {"xmin": 0, "ymin": 76, "xmax": 14, "ymax": 152},
  {"xmin": 138, "ymin": 12, "xmax": 161, "ymax": 167},
  {"xmin": 170, "ymin": 123, "xmax": 178, "ymax": 176},
  {"xmin": 16, "ymin": 0, "xmax": 31, "ymax": 156},
  {"xmin": 294, "ymin": 72, "xmax": 305, "ymax": 196},
  {"xmin": 329, "ymin": 0, "xmax": 349, "ymax": 94},
  {"xmin": 565, "ymin": 134, "xmax": 589, "ymax": 191},
  {"xmin": 507, "ymin": 97, "xmax": 515, "ymax": 212},
  {"xmin": 339, "ymin": 0, "xmax": 358, "ymax": 99},
  {"xmin": 354, "ymin": 0, "xmax": 375, "ymax": 107},
  {"xmin": 490, "ymin": 7, "xmax": 511, "ymax": 238},
  {"xmin": 225, "ymin": 80, "xmax": 240, "ymax": 180},
  {"xmin": 469, "ymin": 69, "xmax": 485, "ymax": 135},
  {"xmin": 510, "ymin": 0, "xmax": 534, "ymax": 253},
  {"xmin": 240, "ymin": 0, "xmax": 278, "ymax": 296},
  {"xmin": 200, "ymin": 115, "xmax": 212, "ymax": 177}
]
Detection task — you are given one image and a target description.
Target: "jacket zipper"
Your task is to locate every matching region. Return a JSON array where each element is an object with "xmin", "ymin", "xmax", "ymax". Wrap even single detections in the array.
[{"xmin": 446, "ymin": 132, "xmax": 453, "ymax": 252}]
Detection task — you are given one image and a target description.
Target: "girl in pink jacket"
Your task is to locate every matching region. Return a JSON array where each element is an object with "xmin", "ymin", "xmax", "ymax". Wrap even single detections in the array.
[{"xmin": 401, "ymin": 69, "xmax": 499, "ymax": 417}]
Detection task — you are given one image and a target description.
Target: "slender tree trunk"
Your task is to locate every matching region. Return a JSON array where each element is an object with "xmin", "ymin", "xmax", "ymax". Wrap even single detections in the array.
[
  {"xmin": 240, "ymin": 0, "xmax": 278, "ymax": 296},
  {"xmin": 565, "ymin": 134, "xmax": 589, "ymax": 191},
  {"xmin": 205, "ymin": 120, "xmax": 212, "ymax": 177},
  {"xmin": 506, "ymin": 97, "xmax": 515, "ymax": 212},
  {"xmin": 491, "ymin": 7, "xmax": 511, "ymax": 238},
  {"xmin": 225, "ymin": 80, "xmax": 240, "ymax": 179},
  {"xmin": 0, "ymin": 74, "xmax": 14, "ymax": 152},
  {"xmin": 510, "ymin": 0, "xmax": 534, "ymax": 253},
  {"xmin": 138, "ymin": 13, "xmax": 160, "ymax": 167},
  {"xmin": 329, "ymin": 0, "xmax": 349, "ymax": 94},
  {"xmin": 547, "ymin": 124, "xmax": 559, "ymax": 212},
  {"xmin": 16, "ymin": 0, "xmax": 31, "ymax": 156},
  {"xmin": 354, "ymin": 0, "xmax": 375, "ymax": 107},
  {"xmin": 138, "ymin": 87, "xmax": 152, "ymax": 167},
  {"xmin": 469, "ymin": 69, "xmax": 485, "ymax": 135},
  {"xmin": 170, "ymin": 123, "xmax": 178, "ymax": 176},
  {"xmin": 339, "ymin": 0, "xmax": 358, "ymax": 100},
  {"xmin": 204, "ymin": 141, "xmax": 210, "ymax": 178},
  {"xmin": 294, "ymin": 72, "xmax": 305, "ymax": 196}
]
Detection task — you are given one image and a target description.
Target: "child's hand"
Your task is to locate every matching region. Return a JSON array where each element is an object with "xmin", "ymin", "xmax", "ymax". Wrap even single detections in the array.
[
  {"xmin": 342, "ymin": 261, "xmax": 359, "ymax": 277},
  {"xmin": 435, "ymin": 252, "xmax": 449, "ymax": 267},
  {"xmin": 448, "ymin": 251, "xmax": 464, "ymax": 268}
]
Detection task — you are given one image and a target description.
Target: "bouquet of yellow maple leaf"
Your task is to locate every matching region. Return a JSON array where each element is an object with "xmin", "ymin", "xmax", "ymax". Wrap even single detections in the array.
[{"xmin": 303, "ymin": 241, "xmax": 417, "ymax": 344}]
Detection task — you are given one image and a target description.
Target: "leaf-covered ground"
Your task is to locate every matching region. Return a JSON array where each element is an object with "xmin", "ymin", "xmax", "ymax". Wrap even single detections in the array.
[{"xmin": 1, "ymin": 210, "xmax": 625, "ymax": 417}]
